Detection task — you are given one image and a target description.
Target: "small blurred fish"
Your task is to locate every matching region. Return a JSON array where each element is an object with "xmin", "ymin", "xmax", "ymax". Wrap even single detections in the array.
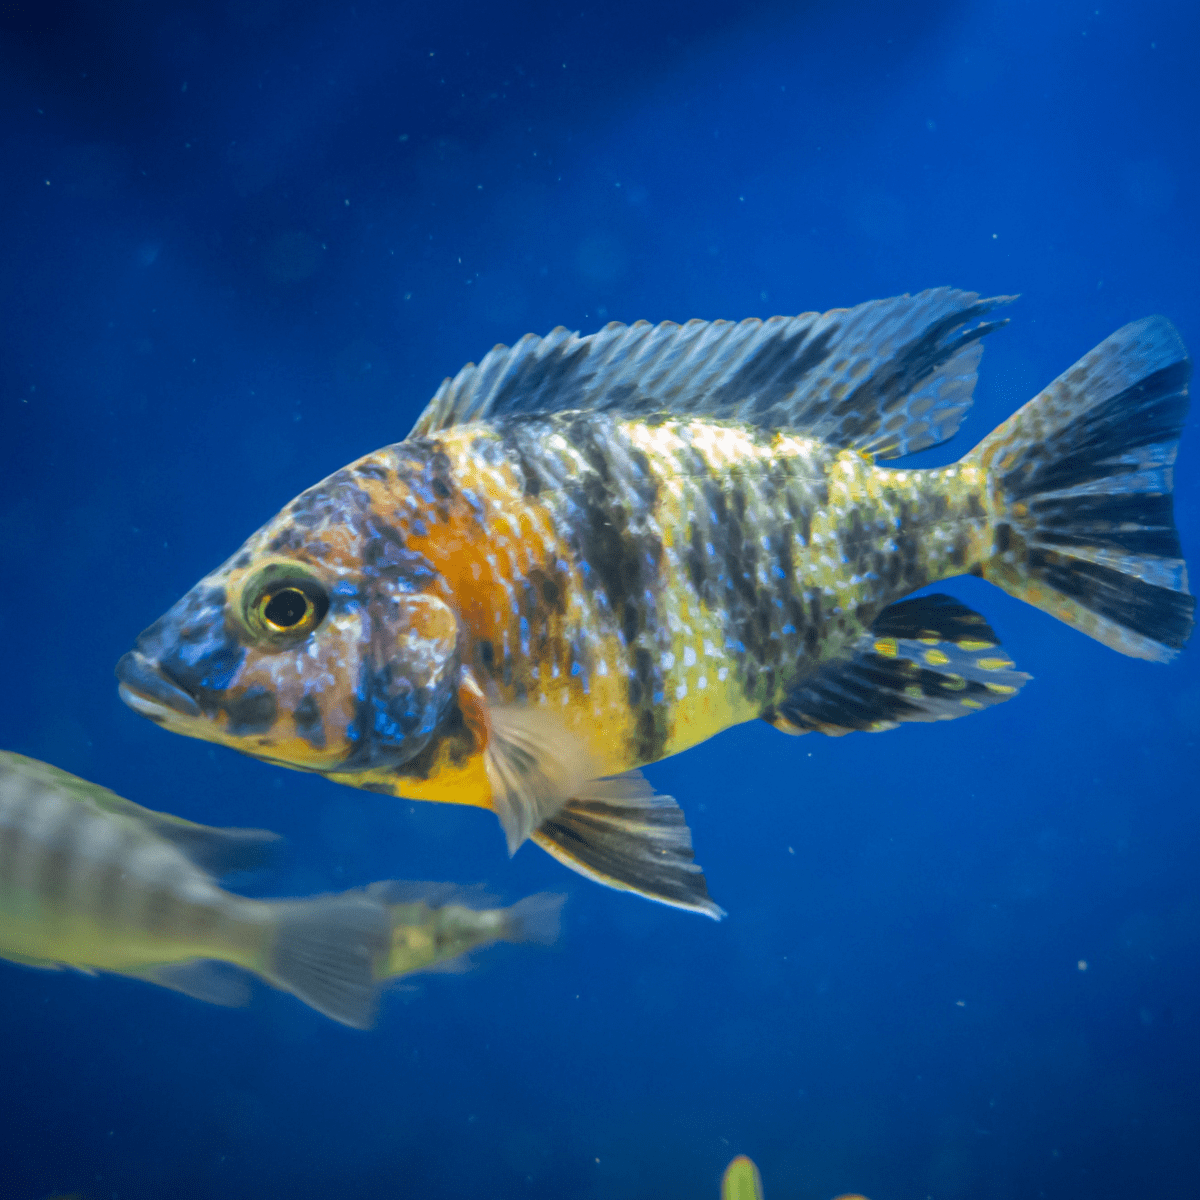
[
  {"xmin": 722, "ymin": 1156, "xmax": 764, "ymax": 1200},
  {"xmin": 0, "ymin": 751, "xmax": 390, "ymax": 1028},
  {"xmin": 373, "ymin": 884, "xmax": 564, "ymax": 980},
  {"xmin": 720, "ymin": 1155, "xmax": 868, "ymax": 1200}
]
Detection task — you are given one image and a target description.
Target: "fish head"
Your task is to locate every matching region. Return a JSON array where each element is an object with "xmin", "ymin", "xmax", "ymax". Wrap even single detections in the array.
[{"xmin": 116, "ymin": 463, "xmax": 463, "ymax": 775}]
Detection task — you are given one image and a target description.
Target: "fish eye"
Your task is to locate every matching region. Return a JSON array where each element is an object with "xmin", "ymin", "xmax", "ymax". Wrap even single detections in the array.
[
  {"xmin": 243, "ymin": 567, "xmax": 330, "ymax": 643},
  {"xmin": 260, "ymin": 587, "xmax": 313, "ymax": 632}
]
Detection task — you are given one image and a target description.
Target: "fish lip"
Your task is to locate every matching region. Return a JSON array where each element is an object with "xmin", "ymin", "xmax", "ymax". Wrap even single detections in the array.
[{"xmin": 115, "ymin": 651, "xmax": 202, "ymax": 719}]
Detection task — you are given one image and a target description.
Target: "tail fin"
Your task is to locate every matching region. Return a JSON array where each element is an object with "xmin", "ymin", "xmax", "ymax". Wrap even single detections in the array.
[
  {"xmin": 267, "ymin": 892, "xmax": 391, "ymax": 1029},
  {"xmin": 501, "ymin": 892, "xmax": 566, "ymax": 947},
  {"xmin": 967, "ymin": 315, "xmax": 1194, "ymax": 661}
]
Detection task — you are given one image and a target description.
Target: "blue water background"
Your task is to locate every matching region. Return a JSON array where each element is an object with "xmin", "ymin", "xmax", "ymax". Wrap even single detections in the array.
[{"xmin": 2, "ymin": 2, "xmax": 1198, "ymax": 1197}]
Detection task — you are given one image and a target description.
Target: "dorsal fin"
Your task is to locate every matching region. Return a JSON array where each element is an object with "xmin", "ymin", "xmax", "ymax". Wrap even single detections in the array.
[
  {"xmin": 0, "ymin": 751, "xmax": 280, "ymax": 878},
  {"xmin": 133, "ymin": 813, "xmax": 281, "ymax": 877},
  {"xmin": 409, "ymin": 289, "xmax": 1014, "ymax": 459}
]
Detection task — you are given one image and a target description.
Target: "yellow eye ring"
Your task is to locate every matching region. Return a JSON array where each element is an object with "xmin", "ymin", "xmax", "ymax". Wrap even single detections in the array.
[
  {"xmin": 242, "ymin": 565, "xmax": 330, "ymax": 643},
  {"xmin": 257, "ymin": 586, "xmax": 316, "ymax": 634}
]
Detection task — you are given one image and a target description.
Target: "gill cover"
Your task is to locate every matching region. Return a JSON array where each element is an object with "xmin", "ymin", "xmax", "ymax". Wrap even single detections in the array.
[{"xmin": 347, "ymin": 590, "xmax": 461, "ymax": 770}]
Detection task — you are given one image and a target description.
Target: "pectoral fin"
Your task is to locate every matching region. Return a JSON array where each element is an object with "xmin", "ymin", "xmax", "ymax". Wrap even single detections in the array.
[
  {"xmin": 465, "ymin": 684, "xmax": 600, "ymax": 852},
  {"xmin": 532, "ymin": 772, "xmax": 724, "ymax": 919}
]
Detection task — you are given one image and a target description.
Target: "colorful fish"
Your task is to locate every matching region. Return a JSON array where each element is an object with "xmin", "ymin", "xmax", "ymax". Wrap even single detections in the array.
[
  {"xmin": 116, "ymin": 289, "xmax": 1193, "ymax": 916},
  {"xmin": 0, "ymin": 750, "xmax": 390, "ymax": 1026}
]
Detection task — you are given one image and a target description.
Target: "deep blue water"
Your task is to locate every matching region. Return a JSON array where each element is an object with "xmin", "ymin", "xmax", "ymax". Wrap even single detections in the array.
[{"xmin": 2, "ymin": 2, "xmax": 1199, "ymax": 1197}]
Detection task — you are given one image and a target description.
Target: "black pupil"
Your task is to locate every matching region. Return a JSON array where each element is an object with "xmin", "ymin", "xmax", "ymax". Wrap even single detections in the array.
[{"xmin": 264, "ymin": 588, "xmax": 309, "ymax": 628}]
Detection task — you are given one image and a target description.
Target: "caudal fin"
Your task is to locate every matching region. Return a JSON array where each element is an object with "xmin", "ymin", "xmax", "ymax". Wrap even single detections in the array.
[
  {"xmin": 267, "ymin": 892, "xmax": 391, "ymax": 1029},
  {"xmin": 966, "ymin": 315, "xmax": 1194, "ymax": 661},
  {"xmin": 501, "ymin": 892, "xmax": 566, "ymax": 947}
]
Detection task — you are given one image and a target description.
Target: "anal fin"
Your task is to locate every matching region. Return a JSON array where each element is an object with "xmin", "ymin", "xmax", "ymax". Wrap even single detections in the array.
[
  {"xmin": 775, "ymin": 593, "xmax": 1030, "ymax": 736},
  {"xmin": 124, "ymin": 960, "xmax": 252, "ymax": 1007},
  {"xmin": 531, "ymin": 772, "xmax": 724, "ymax": 920}
]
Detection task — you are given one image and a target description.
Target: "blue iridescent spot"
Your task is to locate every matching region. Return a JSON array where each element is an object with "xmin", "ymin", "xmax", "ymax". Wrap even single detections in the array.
[{"xmin": 197, "ymin": 645, "xmax": 246, "ymax": 691}]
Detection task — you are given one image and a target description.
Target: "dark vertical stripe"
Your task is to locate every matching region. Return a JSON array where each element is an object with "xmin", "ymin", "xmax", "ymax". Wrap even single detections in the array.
[{"xmin": 34, "ymin": 796, "xmax": 89, "ymax": 910}]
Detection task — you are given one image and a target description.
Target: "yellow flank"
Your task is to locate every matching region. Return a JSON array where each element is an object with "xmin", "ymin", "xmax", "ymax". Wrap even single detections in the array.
[
  {"xmin": 378, "ymin": 412, "xmax": 1003, "ymax": 791},
  {"xmin": 332, "ymin": 753, "xmax": 496, "ymax": 812}
]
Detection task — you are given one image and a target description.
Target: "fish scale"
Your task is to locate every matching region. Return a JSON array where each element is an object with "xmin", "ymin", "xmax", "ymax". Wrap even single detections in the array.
[{"xmin": 407, "ymin": 413, "xmax": 998, "ymax": 768}]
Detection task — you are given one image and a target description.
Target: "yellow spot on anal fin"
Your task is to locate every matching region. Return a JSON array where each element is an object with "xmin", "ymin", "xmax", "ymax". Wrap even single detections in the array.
[
  {"xmin": 960, "ymin": 698, "xmax": 984, "ymax": 709},
  {"xmin": 917, "ymin": 634, "xmax": 940, "ymax": 645},
  {"xmin": 958, "ymin": 639, "xmax": 995, "ymax": 651},
  {"xmin": 873, "ymin": 637, "xmax": 899, "ymax": 657},
  {"xmin": 904, "ymin": 684, "xmax": 923, "ymax": 698},
  {"xmin": 976, "ymin": 656, "xmax": 1013, "ymax": 670},
  {"xmin": 985, "ymin": 682, "xmax": 1018, "ymax": 695},
  {"xmin": 924, "ymin": 648, "xmax": 950, "ymax": 666},
  {"xmin": 939, "ymin": 673, "xmax": 966, "ymax": 690}
]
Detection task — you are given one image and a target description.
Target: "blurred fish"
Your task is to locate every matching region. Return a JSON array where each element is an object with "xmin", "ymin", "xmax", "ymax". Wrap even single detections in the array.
[
  {"xmin": 722, "ymin": 1155, "xmax": 764, "ymax": 1200},
  {"xmin": 720, "ymin": 1156, "xmax": 868, "ymax": 1200},
  {"xmin": 0, "ymin": 751, "xmax": 389, "ymax": 1028},
  {"xmin": 116, "ymin": 290, "xmax": 1193, "ymax": 916},
  {"xmin": 374, "ymin": 885, "xmax": 564, "ymax": 979}
]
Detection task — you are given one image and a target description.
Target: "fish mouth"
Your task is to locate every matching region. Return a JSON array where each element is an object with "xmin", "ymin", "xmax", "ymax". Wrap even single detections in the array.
[{"xmin": 115, "ymin": 651, "xmax": 202, "ymax": 720}]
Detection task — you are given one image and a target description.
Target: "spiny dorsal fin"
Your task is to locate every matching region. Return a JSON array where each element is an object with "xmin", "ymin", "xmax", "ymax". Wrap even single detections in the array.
[
  {"xmin": 773, "ymin": 594, "xmax": 1030, "ymax": 736},
  {"xmin": 409, "ymin": 289, "xmax": 1013, "ymax": 459},
  {"xmin": 532, "ymin": 772, "xmax": 724, "ymax": 919}
]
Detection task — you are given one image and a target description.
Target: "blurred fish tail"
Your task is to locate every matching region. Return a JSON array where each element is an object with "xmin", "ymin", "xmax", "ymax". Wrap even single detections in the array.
[
  {"xmin": 266, "ymin": 892, "xmax": 390, "ymax": 1029},
  {"xmin": 967, "ymin": 315, "xmax": 1194, "ymax": 660},
  {"xmin": 501, "ymin": 892, "xmax": 566, "ymax": 947}
]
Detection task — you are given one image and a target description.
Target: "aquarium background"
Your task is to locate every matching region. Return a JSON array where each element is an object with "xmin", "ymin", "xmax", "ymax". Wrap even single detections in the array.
[{"xmin": 2, "ymin": 1, "xmax": 1198, "ymax": 1197}]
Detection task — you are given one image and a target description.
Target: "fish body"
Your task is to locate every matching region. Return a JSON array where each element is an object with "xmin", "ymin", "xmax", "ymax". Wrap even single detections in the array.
[
  {"xmin": 0, "ymin": 751, "xmax": 389, "ymax": 1027},
  {"xmin": 117, "ymin": 289, "xmax": 1194, "ymax": 915},
  {"xmin": 375, "ymin": 887, "xmax": 564, "ymax": 979}
]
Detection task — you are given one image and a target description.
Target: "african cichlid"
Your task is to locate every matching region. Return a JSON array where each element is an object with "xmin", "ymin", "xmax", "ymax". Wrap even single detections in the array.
[
  {"xmin": 116, "ymin": 289, "xmax": 1194, "ymax": 917},
  {"xmin": 373, "ymin": 885, "xmax": 564, "ymax": 980},
  {"xmin": 0, "ymin": 750, "xmax": 391, "ymax": 1027}
]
